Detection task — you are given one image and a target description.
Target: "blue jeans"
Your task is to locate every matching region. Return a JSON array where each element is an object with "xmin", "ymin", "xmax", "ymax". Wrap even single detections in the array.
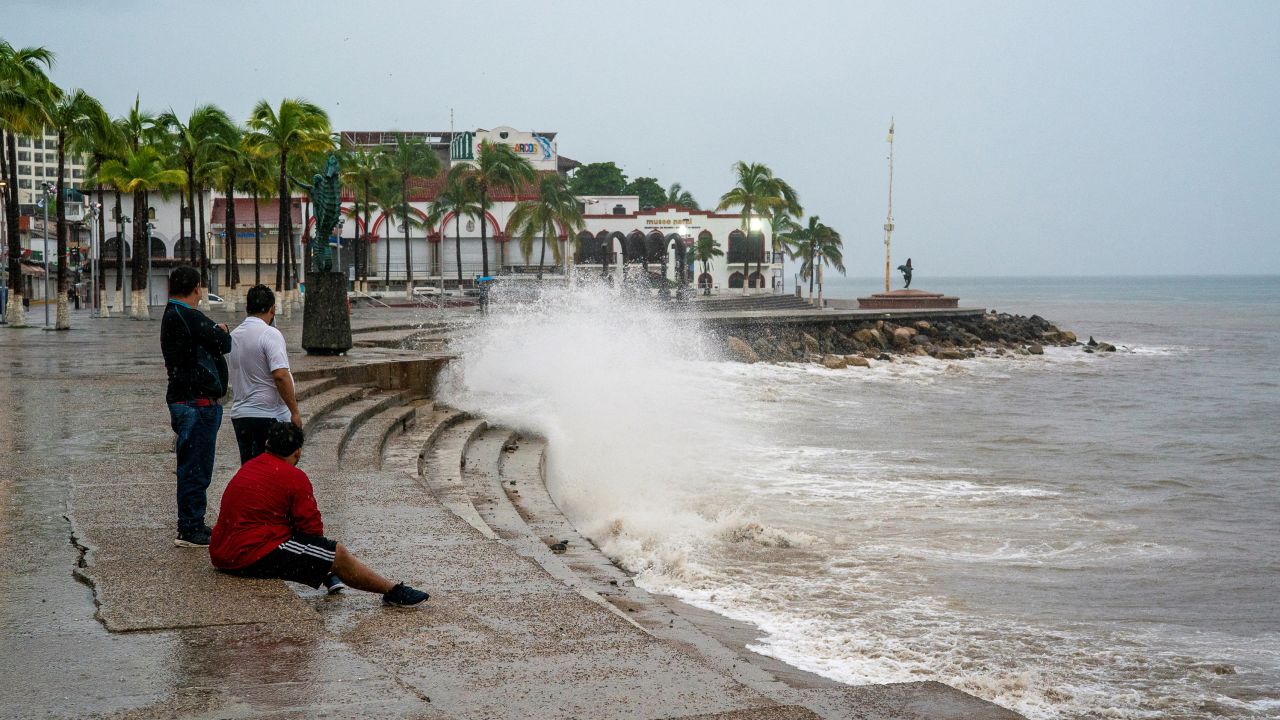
[{"xmin": 168, "ymin": 402, "xmax": 223, "ymax": 533}]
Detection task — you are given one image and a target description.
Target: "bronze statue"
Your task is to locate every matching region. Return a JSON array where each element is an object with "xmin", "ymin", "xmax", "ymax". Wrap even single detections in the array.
[
  {"xmin": 289, "ymin": 154, "xmax": 342, "ymax": 272},
  {"xmin": 897, "ymin": 258, "xmax": 913, "ymax": 289}
]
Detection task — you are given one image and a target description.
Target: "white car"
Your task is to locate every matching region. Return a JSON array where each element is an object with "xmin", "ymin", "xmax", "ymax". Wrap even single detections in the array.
[
  {"xmin": 206, "ymin": 293, "xmax": 226, "ymax": 308},
  {"xmin": 411, "ymin": 286, "xmax": 442, "ymax": 297}
]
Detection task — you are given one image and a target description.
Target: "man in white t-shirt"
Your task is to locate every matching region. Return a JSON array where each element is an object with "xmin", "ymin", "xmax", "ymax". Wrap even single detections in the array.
[{"xmin": 229, "ymin": 285, "xmax": 302, "ymax": 464}]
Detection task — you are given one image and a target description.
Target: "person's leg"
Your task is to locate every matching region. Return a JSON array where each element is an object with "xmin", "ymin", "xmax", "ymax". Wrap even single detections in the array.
[
  {"xmin": 176, "ymin": 404, "xmax": 221, "ymax": 534},
  {"xmin": 231, "ymin": 416, "xmax": 272, "ymax": 465},
  {"xmin": 169, "ymin": 403, "xmax": 202, "ymax": 535},
  {"xmin": 331, "ymin": 543, "xmax": 395, "ymax": 594}
]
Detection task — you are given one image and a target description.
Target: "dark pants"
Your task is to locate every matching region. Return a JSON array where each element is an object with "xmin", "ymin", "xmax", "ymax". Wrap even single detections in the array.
[
  {"xmin": 231, "ymin": 416, "xmax": 277, "ymax": 465},
  {"xmin": 168, "ymin": 402, "xmax": 222, "ymax": 533}
]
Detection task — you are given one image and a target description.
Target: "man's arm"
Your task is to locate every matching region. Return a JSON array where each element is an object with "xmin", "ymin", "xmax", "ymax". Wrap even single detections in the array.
[
  {"xmin": 271, "ymin": 368, "xmax": 302, "ymax": 428},
  {"xmin": 195, "ymin": 313, "xmax": 232, "ymax": 355}
]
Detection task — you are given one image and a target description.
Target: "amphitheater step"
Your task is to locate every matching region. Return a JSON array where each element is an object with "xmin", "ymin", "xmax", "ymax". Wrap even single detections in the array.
[
  {"xmin": 298, "ymin": 384, "xmax": 373, "ymax": 432},
  {"xmin": 293, "ymin": 375, "xmax": 338, "ymax": 402},
  {"xmin": 303, "ymin": 389, "xmax": 419, "ymax": 470},
  {"xmin": 381, "ymin": 407, "xmax": 467, "ymax": 478},
  {"xmin": 339, "ymin": 398, "xmax": 433, "ymax": 470},
  {"xmin": 421, "ymin": 416, "xmax": 496, "ymax": 539}
]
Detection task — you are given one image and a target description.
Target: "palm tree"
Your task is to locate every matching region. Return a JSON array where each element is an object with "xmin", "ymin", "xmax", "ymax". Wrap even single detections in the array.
[
  {"xmin": 769, "ymin": 209, "xmax": 801, "ymax": 292},
  {"xmin": 1, "ymin": 40, "xmax": 56, "ymax": 325},
  {"xmin": 507, "ymin": 174, "xmax": 585, "ymax": 280},
  {"xmin": 447, "ymin": 140, "xmax": 536, "ymax": 278},
  {"xmin": 74, "ymin": 106, "xmax": 124, "ymax": 316},
  {"xmin": 692, "ymin": 232, "xmax": 724, "ymax": 295},
  {"xmin": 664, "ymin": 182, "xmax": 700, "ymax": 210},
  {"xmin": 97, "ymin": 145, "xmax": 186, "ymax": 318},
  {"xmin": 427, "ymin": 172, "xmax": 481, "ymax": 290},
  {"xmin": 208, "ymin": 125, "xmax": 253, "ymax": 308},
  {"xmin": 380, "ymin": 134, "xmax": 440, "ymax": 295},
  {"xmin": 245, "ymin": 99, "xmax": 331, "ymax": 306},
  {"xmin": 242, "ymin": 150, "xmax": 275, "ymax": 287},
  {"xmin": 159, "ymin": 104, "xmax": 235, "ymax": 295},
  {"xmin": 716, "ymin": 161, "xmax": 802, "ymax": 293},
  {"xmin": 339, "ymin": 145, "xmax": 391, "ymax": 291},
  {"xmin": 784, "ymin": 216, "xmax": 844, "ymax": 301},
  {"xmin": 112, "ymin": 98, "xmax": 163, "ymax": 318},
  {"xmin": 368, "ymin": 177, "xmax": 404, "ymax": 291},
  {"xmin": 43, "ymin": 87, "xmax": 106, "ymax": 329}
]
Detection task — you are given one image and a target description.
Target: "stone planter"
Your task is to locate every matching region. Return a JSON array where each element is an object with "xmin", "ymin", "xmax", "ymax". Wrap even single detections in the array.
[{"xmin": 302, "ymin": 271, "xmax": 352, "ymax": 355}]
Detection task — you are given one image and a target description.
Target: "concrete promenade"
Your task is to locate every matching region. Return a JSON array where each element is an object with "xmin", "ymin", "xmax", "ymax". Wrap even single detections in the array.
[{"xmin": 1, "ymin": 305, "xmax": 1020, "ymax": 719}]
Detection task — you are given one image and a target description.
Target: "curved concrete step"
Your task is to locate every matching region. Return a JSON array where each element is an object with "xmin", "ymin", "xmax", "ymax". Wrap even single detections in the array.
[
  {"xmin": 421, "ymin": 417, "xmax": 495, "ymax": 539},
  {"xmin": 339, "ymin": 398, "xmax": 433, "ymax": 470},
  {"xmin": 298, "ymin": 384, "xmax": 372, "ymax": 432},
  {"xmin": 381, "ymin": 407, "xmax": 467, "ymax": 478},
  {"xmin": 303, "ymin": 389, "xmax": 419, "ymax": 470},
  {"xmin": 293, "ymin": 376, "xmax": 338, "ymax": 402}
]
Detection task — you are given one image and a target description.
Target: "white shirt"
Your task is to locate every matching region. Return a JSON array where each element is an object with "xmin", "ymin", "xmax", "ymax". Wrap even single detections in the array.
[{"xmin": 228, "ymin": 316, "xmax": 292, "ymax": 421}]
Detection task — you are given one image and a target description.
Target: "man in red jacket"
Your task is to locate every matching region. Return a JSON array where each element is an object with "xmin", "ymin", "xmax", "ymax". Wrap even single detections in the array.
[{"xmin": 210, "ymin": 422, "xmax": 429, "ymax": 607}]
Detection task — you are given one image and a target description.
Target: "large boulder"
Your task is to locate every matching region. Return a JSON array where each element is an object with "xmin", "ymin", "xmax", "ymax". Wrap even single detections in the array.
[
  {"xmin": 727, "ymin": 336, "xmax": 761, "ymax": 363},
  {"xmin": 934, "ymin": 349, "xmax": 967, "ymax": 360},
  {"xmin": 1028, "ymin": 343, "xmax": 1044, "ymax": 355},
  {"xmin": 801, "ymin": 332, "xmax": 821, "ymax": 355},
  {"xmin": 821, "ymin": 354, "xmax": 848, "ymax": 369},
  {"xmin": 892, "ymin": 327, "xmax": 916, "ymax": 348},
  {"xmin": 852, "ymin": 328, "xmax": 882, "ymax": 347},
  {"xmin": 844, "ymin": 355, "xmax": 871, "ymax": 367},
  {"xmin": 1061, "ymin": 330, "xmax": 1078, "ymax": 344}
]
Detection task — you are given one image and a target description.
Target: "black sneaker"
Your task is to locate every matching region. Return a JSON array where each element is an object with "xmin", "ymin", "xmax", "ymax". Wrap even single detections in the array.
[
  {"xmin": 174, "ymin": 526, "xmax": 212, "ymax": 548},
  {"xmin": 382, "ymin": 583, "xmax": 429, "ymax": 607},
  {"xmin": 323, "ymin": 574, "xmax": 347, "ymax": 594}
]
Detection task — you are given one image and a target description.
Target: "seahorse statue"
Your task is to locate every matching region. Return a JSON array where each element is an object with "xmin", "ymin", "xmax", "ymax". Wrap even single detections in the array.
[
  {"xmin": 897, "ymin": 257, "xmax": 913, "ymax": 289},
  {"xmin": 290, "ymin": 154, "xmax": 342, "ymax": 272}
]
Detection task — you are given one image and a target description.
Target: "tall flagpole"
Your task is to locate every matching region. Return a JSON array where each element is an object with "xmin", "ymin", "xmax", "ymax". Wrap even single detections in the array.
[{"xmin": 884, "ymin": 118, "xmax": 895, "ymax": 292}]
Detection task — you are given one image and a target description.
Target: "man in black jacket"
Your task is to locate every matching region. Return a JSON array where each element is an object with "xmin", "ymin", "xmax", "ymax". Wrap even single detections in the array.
[{"xmin": 161, "ymin": 266, "xmax": 232, "ymax": 547}]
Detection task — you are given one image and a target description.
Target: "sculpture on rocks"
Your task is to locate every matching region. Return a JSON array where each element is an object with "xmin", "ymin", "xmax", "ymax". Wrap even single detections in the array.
[
  {"xmin": 292, "ymin": 154, "xmax": 352, "ymax": 356},
  {"xmin": 897, "ymin": 257, "xmax": 913, "ymax": 289},
  {"xmin": 289, "ymin": 154, "xmax": 342, "ymax": 272}
]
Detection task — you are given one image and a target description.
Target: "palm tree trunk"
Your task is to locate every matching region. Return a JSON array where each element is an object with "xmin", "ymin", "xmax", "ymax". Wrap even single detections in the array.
[
  {"xmin": 131, "ymin": 189, "xmax": 148, "ymax": 319},
  {"xmin": 252, "ymin": 188, "xmax": 262, "ymax": 286},
  {"xmin": 537, "ymin": 229, "xmax": 547, "ymax": 281},
  {"xmin": 96, "ymin": 184, "xmax": 107, "ymax": 314},
  {"xmin": 362, "ymin": 180, "xmax": 372, "ymax": 291},
  {"xmin": 808, "ymin": 245, "xmax": 816, "ymax": 300},
  {"xmin": 186, "ymin": 161, "xmax": 197, "ymax": 264},
  {"xmin": 479, "ymin": 190, "xmax": 489, "ymax": 278},
  {"xmin": 3, "ymin": 131, "xmax": 26, "ymax": 325},
  {"xmin": 277, "ymin": 151, "xmax": 290, "ymax": 294},
  {"xmin": 55, "ymin": 133, "xmax": 70, "ymax": 330},
  {"xmin": 402, "ymin": 178, "xmax": 412, "ymax": 295},
  {"xmin": 197, "ymin": 187, "xmax": 208, "ymax": 295},
  {"xmin": 113, "ymin": 191, "xmax": 124, "ymax": 301},
  {"xmin": 454, "ymin": 215, "xmax": 463, "ymax": 290},
  {"xmin": 225, "ymin": 181, "xmax": 238, "ymax": 309}
]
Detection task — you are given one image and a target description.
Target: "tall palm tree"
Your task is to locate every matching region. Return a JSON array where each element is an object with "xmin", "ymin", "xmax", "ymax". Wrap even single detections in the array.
[
  {"xmin": 783, "ymin": 215, "xmax": 844, "ymax": 301},
  {"xmin": 692, "ymin": 232, "xmax": 724, "ymax": 295},
  {"xmin": 74, "ymin": 106, "xmax": 124, "ymax": 316},
  {"xmin": 97, "ymin": 145, "xmax": 185, "ymax": 318},
  {"xmin": 1, "ymin": 40, "xmax": 55, "ymax": 325},
  {"xmin": 368, "ymin": 177, "xmax": 405, "ymax": 291},
  {"xmin": 209, "ymin": 125, "xmax": 253, "ymax": 308},
  {"xmin": 242, "ymin": 150, "xmax": 275, "ymax": 287},
  {"xmin": 427, "ymin": 172, "xmax": 482, "ymax": 290},
  {"xmin": 716, "ymin": 161, "xmax": 802, "ymax": 293},
  {"xmin": 507, "ymin": 174, "xmax": 584, "ymax": 281},
  {"xmin": 447, "ymin": 140, "xmax": 536, "ymax": 278},
  {"xmin": 381, "ymin": 134, "xmax": 440, "ymax": 294},
  {"xmin": 664, "ymin": 182, "xmax": 700, "ymax": 210},
  {"xmin": 339, "ymin": 145, "xmax": 391, "ymax": 291},
  {"xmin": 113, "ymin": 98, "xmax": 162, "ymax": 317},
  {"xmin": 44, "ymin": 87, "xmax": 105, "ymax": 329},
  {"xmin": 245, "ymin": 99, "xmax": 331, "ymax": 305},
  {"xmin": 159, "ymin": 104, "xmax": 235, "ymax": 294}
]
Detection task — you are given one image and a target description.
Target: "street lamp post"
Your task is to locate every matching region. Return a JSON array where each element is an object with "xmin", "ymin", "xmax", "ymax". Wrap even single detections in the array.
[
  {"xmin": 146, "ymin": 222, "xmax": 156, "ymax": 309},
  {"xmin": 87, "ymin": 203, "xmax": 99, "ymax": 317}
]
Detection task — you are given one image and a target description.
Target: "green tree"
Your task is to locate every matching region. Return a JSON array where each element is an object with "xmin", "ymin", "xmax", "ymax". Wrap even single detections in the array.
[
  {"xmin": 1, "ymin": 39, "xmax": 56, "ymax": 325},
  {"xmin": 74, "ymin": 106, "xmax": 124, "ymax": 315},
  {"xmin": 245, "ymin": 99, "xmax": 331, "ymax": 296},
  {"xmin": 97, "ymin": 145, "xmax": 186, "ymax": 318},
  {"xmin": 242, "ymin": 149, "xmax": 275, "ymax": 286},
  {"xmin": 783, "ymin": 215, "xmax": 844, "ymax": 300},
  {"xmin": 208, "ymin": 125, "xmax": 253, "ymax": 301},
  {"xmin": 43, "ymin": 87, "xmax": 106, "ymax": 329},
  {"xmin": 381, "ymin": 134, "xmax": 441, "ymax": 292},
  {"xmin": 427, "ymin": 172, "xmax": 482, "ymax": 289},
  {"xmin": 692, "ymin": 232, "xmax": 724, "ymax": 295},
  {"xmin": 159, "ymin": 104, "xmax": 236, "ymax": 292},
  {"xmin": 664, "ymin": 182, "xmax": 700, "ymax": 210},
  {"xmin": 567, "ymin": 161, "xmax": 627, "ymax": 196},
  {"xmin": 447, "ymin": 141, "xmax": 536, "ymax": 277},
  {"xmin": 508, "ymin": 173, "xmax": 585, "ymax": 280},
  {"xmin": 716, "ymin": 161, "xmax": 802, "ymax": 293},
  {"xmin": 623, "ymin": 176, "xmax": 665, "ymax": 209},
  {"xmin": 368, "ymin": 176, "xmax": 404, "ymax": 289},
  {"xmin": 339, "ymin": 144, "xmax": 391, "ymax": 290},
  {"xmin": 113, "ymin": 98, "xmax": 162, "ymax": 314}
]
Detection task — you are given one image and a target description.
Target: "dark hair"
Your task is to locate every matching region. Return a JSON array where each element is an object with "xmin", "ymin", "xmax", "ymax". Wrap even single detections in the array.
[
  {"xmin": 245, "ymin": 284, "xmax": 275, "ymax": 315},
  {"xmin": 265, "ymin": 422, "xmax": 305, "ymax": 457},
  {"xmin": 168, "ymin": 266, "xmax": 201, "ymax": 297}
]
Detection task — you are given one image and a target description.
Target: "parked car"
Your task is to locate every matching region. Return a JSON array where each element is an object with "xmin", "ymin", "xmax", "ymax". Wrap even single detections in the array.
[
  {"xmin": 411, "ymin": 286, "xmax": 442, "ymax": 297},
  {"xmin": 206, "ymin": 293, "xmax": 226, "ymax": 308}
]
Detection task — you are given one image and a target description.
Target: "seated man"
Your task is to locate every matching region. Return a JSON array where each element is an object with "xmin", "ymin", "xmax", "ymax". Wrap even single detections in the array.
[{"xmin": 210, "ymin": 422, "xmax": 429, "ymax": 607}]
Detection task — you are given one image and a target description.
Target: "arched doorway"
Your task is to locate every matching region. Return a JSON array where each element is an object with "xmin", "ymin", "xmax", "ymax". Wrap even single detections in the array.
[
  {"xmin": 697, "ymin": 272, "xmax": 713, "ymax": 289},
  {"xmin": 748, "ymin": 271, "xmax": 764, "ymax": 288},
  {"xmin": 173, "ymin": 236, "xmax": 198, "ymax": 261},
  {"xmin": 150, "ymin": 237, "xmax": 167, "ymax": 258},
  {"xmin": 104, "ymin": 237, "xmax": 131, "ymax": 261},
  {"xmin": 728, "ymin": 272, "xmax": 745, "ymax": 289}
]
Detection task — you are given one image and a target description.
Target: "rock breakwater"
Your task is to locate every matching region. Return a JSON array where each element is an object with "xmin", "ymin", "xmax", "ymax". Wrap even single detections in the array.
[{"xmin": 722, "ymin": 312, "xmax": 1106, "ymax": 365}]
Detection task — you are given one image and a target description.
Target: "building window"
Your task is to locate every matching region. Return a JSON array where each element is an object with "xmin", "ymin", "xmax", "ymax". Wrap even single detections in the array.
[
  {"xmin": 17, "ymin": 137, "xmax": 30, "ymax": 147},
  {"xmin": 34, "ymin": 167, "xmax": 43, "ymax": 177},
  {"xmin": 72, "ymin": 168, "xmax": 82, "ymax": 178},
  {"xmin": 33, "ymin": 139, "xmax": 43, "ymax": 149},
  {"xmin": 19, "ymin": 164, "xmax": 31, "ymax": 175},
  {"xmin": 18, "ymin": 179, "xmax": 32, "ymax": 189},
  {"xmin": 17, "ymin": 151, "xmax": 30, "ymax": 161}
]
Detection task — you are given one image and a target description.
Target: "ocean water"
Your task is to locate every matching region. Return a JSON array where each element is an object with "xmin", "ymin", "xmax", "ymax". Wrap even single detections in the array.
[{"xmin": 442, "ymin": 276, "xmax": 1280, "ymax": 719}]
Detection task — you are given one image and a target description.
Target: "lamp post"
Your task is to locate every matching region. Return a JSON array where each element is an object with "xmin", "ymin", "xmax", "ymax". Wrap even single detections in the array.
[
  {"xmin": 87, "ymin": 202, "xmax": 100, "ymax": 317},
  {"xmin": 118, "ymin": 214, "xmax": 131, "ymax": 314},
  {"xmin": 146, "ymin": 222, "xmax": 156, "ymax": 308}
]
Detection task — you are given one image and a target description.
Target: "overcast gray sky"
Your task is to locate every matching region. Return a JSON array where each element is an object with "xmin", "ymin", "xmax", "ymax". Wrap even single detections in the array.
[{"xmin": 8, "ymin": 0, "xmax": 1278, "ymax": 276}]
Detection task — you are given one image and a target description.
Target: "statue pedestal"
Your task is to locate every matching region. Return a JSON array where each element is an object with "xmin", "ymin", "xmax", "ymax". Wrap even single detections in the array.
[
  {"xmin": 857, "ymin": 289, "xmax": 959, "ymax": 310},
  {"xmin": 302, "ymin": 271, "xmax": 352, "ymax": 356}
]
